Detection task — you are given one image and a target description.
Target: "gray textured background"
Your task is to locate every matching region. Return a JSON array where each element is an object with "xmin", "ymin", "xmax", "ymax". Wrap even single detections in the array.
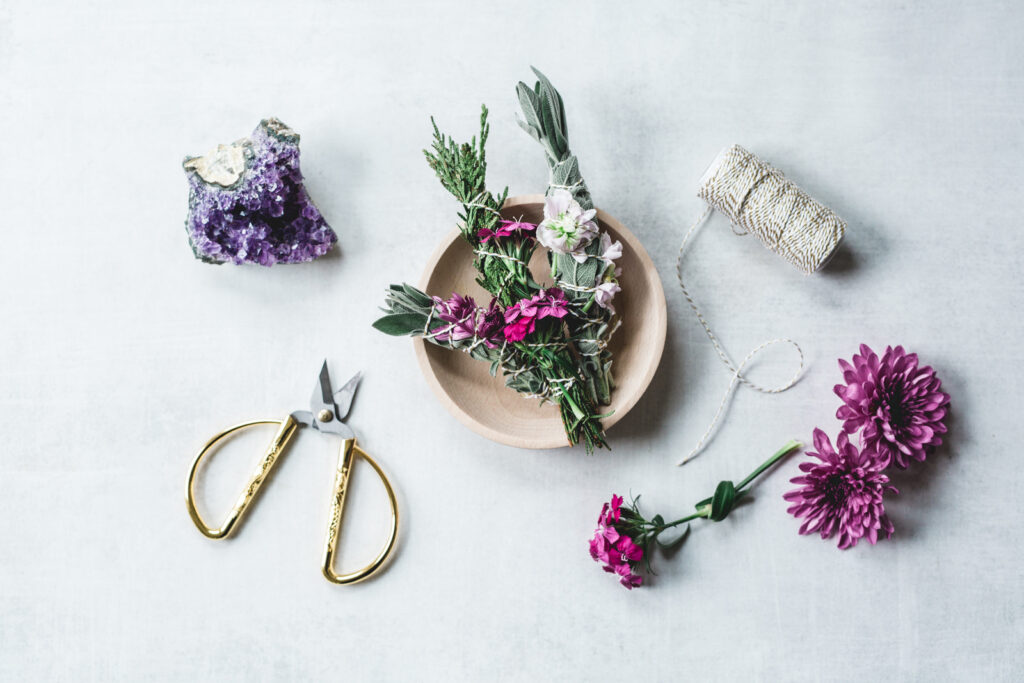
[{"xmin": 2, "ymin": 1, "xmax": 1021, "ymax": 680}]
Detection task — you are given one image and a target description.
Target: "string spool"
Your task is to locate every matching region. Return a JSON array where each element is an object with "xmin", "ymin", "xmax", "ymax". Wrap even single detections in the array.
[
  {"xmin": 698, "ymin": 145, "xmax": 845, "ymax": 273},
  {"xmin": 677, "ymin": 145, "xmax": 846, "ymax": 465}
]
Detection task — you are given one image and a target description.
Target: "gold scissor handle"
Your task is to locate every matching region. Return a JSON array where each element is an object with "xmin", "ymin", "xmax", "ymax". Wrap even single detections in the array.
[
  {"xmin": 322, "ymin": 438, "xmax": 399, "ymax": 584},
  {"xmin": 186, "ymin": 415, "xmax": 299, "ymax": 539}
]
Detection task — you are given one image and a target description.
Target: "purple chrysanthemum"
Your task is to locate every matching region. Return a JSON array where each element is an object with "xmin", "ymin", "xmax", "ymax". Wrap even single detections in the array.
[
  {"xmin": 183, "ymin": 118, "xmax": 337, "ymax": 266},
  {"xmin": 834, "ymin": 344, "xmax": 950, "ymax": 469},
  {"xmin": 784, "ymin": 429, "xmax": 897, "ymax": 549}
]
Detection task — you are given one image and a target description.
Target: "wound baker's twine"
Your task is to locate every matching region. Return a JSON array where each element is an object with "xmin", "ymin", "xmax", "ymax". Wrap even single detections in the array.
[
  {"xmin": 700, "ymin": 145, "xmax": 845, "ymax": 275},
  {"xmin": 676, "ymin": 145, "xmax": 845, "ymax": 466}
]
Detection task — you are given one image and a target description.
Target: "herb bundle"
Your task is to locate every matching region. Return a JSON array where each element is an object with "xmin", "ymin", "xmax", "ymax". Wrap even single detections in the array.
[
  {"xmin": 516, "ymin": 68, "xmax": 621, "ymax": 405},
  {"xmin": 373, "ymin": 71, "xmax": 624, "ymax": 452}
]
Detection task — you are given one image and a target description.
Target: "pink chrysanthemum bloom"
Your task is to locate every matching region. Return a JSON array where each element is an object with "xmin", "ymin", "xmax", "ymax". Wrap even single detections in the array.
[
  {"xmin": 834, "ymin": 344, "xmax": 950, "ymax": 469},
  {"xmin": 784, "ymin": 429, "xmax": 897, "ymax": 549},
  {"xmin": 589, "ymin": 495, "xmax": 644, "ymax": 589}
]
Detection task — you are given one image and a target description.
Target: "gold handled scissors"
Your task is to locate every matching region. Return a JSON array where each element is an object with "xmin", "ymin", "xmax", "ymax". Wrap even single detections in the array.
[{"xmin": 186, "ymin": 360, "xmax": 398, "ymax": 584}]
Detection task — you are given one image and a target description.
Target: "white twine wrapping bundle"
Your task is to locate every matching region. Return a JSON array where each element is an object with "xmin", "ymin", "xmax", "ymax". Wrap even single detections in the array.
[{"xmin": 677, "ymin": 145, "xmax": 846, "ymax": 465}]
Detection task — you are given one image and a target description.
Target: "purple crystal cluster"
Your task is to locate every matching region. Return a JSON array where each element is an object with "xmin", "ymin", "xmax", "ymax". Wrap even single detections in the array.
[{"xmin": 183, "ymin": 118, "xmax": 337, "ymax": 266}]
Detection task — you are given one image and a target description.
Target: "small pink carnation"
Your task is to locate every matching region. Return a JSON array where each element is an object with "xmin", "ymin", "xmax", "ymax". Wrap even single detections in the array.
[
  {"xmin": 589, "ymin": 494, "xmax": 645, "ymax": 589},
  {"xmin": 477, "ymin": 219, "xmax": 537, "ymax": 243}
]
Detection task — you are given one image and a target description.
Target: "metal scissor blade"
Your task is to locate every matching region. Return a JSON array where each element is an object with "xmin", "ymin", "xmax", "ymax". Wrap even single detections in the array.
[
  {"xmin": 332, "ymin": 372, "xmax": 362, "ymax": 421},
  {"xmin": 311, "ymin": 359, "xmax": 334, "ymax": 411}
]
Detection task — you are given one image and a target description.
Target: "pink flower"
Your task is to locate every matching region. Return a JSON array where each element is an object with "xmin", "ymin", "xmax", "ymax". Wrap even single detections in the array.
[
  {"xmin": 502, "ymin": 296, "xmax": 540, "ymax": 341},
  {"xmin": 429, "ymin": 293, "xmax": 505, "ymax": 349},
  {"xmin": 503, "ymin": 297, "xmax": 538, "ymax": 324},
  {"xmin": 784, "ymin": 429, "xmax": 897, "ymax": 549},
  {"xmin": 593, "ymin": 282, "xmax": 621, "ymax": 314},
  {"xmin": 502, "ymin": 289, "xmax": 570, "ymax": 341},
  {"xmin": 537, "ymin": 189, "xmax": 598, "ymax": 262},
  {"xmin": 599, "ymin": 232, "xmax": 622, "ymax": 264},
  {"xmin": 535, "ymin": 288, "xmax": 569, "ymax": 319},
  {"xmin": 502, "ymin": 318, "xmax": 535, "ymax": 342},
  {"xmin": 834, "ymin": 344, "xmax": 950, "ymax": 469},
  {"xmin": 477, "ymin": 219, "xmax": 537, "ymax": 243},
  {"xmin": 617, "ymin": 535, "xmax": 643, "ymax": 562},
  {"xmin": 589, "ymin": 494, "xmax": 645, "ymax": 589},
  {"xmin": 604, "ymin": 494, "xmax": 623, "ymax": 523},
  {"xmin": 429, "ymin": 293, "xmax": 479, "ymax": 343},
  {"xmin": 617, "ymin": 566, "xmax": 643, "ymax": 589}
]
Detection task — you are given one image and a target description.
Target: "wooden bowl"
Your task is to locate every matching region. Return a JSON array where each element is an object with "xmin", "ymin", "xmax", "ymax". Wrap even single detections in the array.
[{"xmin": 414, "ymin": 195, "xmax": 666, "ymax": 449}]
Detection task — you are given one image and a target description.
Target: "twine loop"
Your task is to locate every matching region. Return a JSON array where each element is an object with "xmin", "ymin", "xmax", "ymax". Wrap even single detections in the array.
[{"xmin": 677, "ymin": 165, "xmax": 814, "ymax": 465}]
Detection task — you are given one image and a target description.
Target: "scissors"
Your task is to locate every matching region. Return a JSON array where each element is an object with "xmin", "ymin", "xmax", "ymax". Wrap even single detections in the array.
[{"xmin": 186, "ymin": 360, "xmax": 398, "ymax": 584}]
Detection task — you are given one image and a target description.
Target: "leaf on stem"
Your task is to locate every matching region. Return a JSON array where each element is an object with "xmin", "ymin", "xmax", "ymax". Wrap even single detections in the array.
[{"xmin": 372, "ymin": 313, "xmax": 426, "ymax": 336}]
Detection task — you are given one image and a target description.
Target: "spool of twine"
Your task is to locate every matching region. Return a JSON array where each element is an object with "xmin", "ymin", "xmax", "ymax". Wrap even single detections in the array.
[
  {"xmin": 677, "ymin": 145, "xmax": 846, "ymax": 465},
  {"xmin": 698, "ymin": 145, "xmax": 845, "ymax": 273}
]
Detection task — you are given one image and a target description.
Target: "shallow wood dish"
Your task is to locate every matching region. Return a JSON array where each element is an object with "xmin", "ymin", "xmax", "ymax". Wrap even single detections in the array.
[{"xmin": 414, "ymin": 195, "xmax": 667, "ymax": 449}]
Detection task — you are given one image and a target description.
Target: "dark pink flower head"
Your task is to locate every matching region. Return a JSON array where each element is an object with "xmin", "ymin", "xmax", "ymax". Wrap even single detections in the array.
[
  {"xmin": 474, "ymin": 298, "xmax": 505, "ymax": 348},
  {"xmin": 535, "ymin": 288, "xmax": 569, "ymax": 320},
  {"xmin": 589, "ymin": 494, "xmax": 645, "ymax": 589},
  {"xmin": 430, "ymin": 293, "xmax": 504, "ymax": 349},
  {"xmin": 477, "ymin": 219, "xmax": 537, "ymax": 243},
  {"xmin": 430, "ymin": 293, "xmax": 478, "ymax": 343},
  {"xmin": 502, "ymin": 296, "xmax": 539, "ymax": 341},
  {"xmin": 503, "ymin": 297, "xmax": 538, "ymax": 324},
  {"xmin": 784, "ymin": 429, "xmax": 897, "ymax": 549},
  {"xmin": 834, "ymin": 344, "xmax": 950, "ymax": 469},
  {"xmin": 599, "ymin": 494, "xmax": 624, "ymax": 525}
]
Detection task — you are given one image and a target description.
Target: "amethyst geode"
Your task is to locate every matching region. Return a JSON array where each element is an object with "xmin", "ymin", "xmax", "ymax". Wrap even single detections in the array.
[{"xmin": 183, "ymin": 118, "xmax": 337, "ymax": 266}]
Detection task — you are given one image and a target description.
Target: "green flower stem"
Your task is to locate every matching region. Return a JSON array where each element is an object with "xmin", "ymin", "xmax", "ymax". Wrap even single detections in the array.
[
  {"xmin": 654, "ymin": 439, "xmax": 803, "ymax": 532},
  {"xmin": 736, "ymin": 439, "xmax": 802, "ymax": 491},
  {"xmin": 659, "ymin": 509, "xmax": 710, "ymax": 529}
]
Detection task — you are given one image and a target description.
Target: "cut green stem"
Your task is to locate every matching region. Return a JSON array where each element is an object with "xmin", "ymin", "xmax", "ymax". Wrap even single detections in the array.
[{"xmin": 656, "ymin": 439, "xmax": 803, "ymax": 531}]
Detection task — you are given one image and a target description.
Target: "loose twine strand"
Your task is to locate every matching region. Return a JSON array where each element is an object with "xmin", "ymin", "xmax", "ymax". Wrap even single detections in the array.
[
  {"xmin": 675, "ymin": 207, "xmax": 803, "ymax": 465},
  {"xmin": 675, "ymin": 145, "xmax": 844, "ymax": 465}
]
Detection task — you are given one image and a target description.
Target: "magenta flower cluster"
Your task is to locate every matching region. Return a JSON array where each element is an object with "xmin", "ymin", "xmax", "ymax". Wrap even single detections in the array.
[
  {"xmin": 503, "ymin": 288, "xmax": 570, "ymax": 342},
  {"xmin": 589, "ymin": 495, "xmax": 644, "ymax": 589},
  {"xmin": 477, "ymin": 219, "xmax": 536, "ymax": 243},
  {"xmin": 429, "ymin": 293, "xmax": 504, "ymax": 349},
  {"xmin": 785, "ymin": 344, "xmax": 950, "ymax": 549}
]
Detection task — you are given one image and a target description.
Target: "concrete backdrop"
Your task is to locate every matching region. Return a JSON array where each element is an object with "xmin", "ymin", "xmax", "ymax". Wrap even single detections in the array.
[{"xmin": 1, "ymin": 1, "xmax": 1021, "ymax": 680}]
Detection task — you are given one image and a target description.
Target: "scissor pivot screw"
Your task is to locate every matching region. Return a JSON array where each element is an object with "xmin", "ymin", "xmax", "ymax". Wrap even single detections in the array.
[{"xmin": 317, "ymin": 409, "xmax": 334, "ymax": 423}]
